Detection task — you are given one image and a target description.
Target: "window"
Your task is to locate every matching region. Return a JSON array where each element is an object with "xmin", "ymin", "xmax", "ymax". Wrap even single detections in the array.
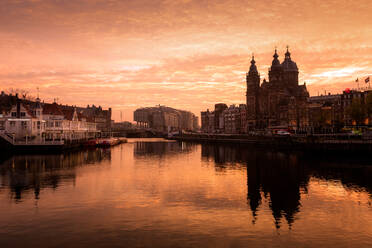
[
  {"xmin": 11, "ymin": 112, "xmax": 16, "ymax": 117},
  {"xmin": 20, "ymin": 112, "xmax": 26, "ymax": 117},
  {"xmin": 21, "ymin": 121, "xmax": 27, "ymax": 129},
  {"xmin": 10, "ymin": 121, "xmax": 15, "ymax": 127},
  {"xmin": 37, "ymin": 121, "xmax": 40, "ymax": 129}
]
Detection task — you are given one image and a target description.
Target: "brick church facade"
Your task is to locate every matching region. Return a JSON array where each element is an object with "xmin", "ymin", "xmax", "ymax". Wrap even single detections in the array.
[{"xmin": 246, "ymin": 48, "xmax": 309, "ymax": 131}]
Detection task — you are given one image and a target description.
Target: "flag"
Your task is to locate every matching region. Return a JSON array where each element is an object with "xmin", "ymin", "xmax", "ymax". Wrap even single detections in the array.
[{"xmin": 366, "ymin": 77, "xmax": 370, "ymax": 83}]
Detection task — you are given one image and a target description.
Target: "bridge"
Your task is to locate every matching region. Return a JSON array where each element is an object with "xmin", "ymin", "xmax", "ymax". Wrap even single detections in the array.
[{"xmin": 111, "ymin": 128, "xmax": 166, "ymax": 138}]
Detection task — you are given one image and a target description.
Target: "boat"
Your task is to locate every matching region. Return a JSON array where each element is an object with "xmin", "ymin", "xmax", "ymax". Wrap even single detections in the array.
[
  {"xmin": 83, "ymin": 139, "xmax": 98, "ymax": 147},
  {"xmin": 97, "ymin": 137, "xmax": 127, "ymax": 147}
]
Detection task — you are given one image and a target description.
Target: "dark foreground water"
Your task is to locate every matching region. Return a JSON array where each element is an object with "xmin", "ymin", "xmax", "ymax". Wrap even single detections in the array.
[{"xmin": 0, "ymin": 138, "xmax": 371, "ymax": 248}]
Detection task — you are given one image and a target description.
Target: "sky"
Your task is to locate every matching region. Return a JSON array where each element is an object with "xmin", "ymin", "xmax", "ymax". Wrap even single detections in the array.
[{"xmin": 0, "ymin": 0, "xmax": 372, "ymax": 122}]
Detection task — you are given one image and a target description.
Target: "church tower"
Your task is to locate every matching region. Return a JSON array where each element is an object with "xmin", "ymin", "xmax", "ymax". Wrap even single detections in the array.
[
  {"xmin": 246, "ymin": 55, "xmax": 260, "ymax": 129},
  {"xmin": 268, "ymin": 49, "xmax": 282, "ymax": 84},
  {"xmin": 281, "ymin": 47, "xmax": 299, "ymax": 87}
]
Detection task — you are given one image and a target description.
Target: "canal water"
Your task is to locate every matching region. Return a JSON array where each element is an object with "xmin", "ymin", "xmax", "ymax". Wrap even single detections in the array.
[{"xmin": 0, "ymin": 138, "xmax": 371, "ymax": 247}]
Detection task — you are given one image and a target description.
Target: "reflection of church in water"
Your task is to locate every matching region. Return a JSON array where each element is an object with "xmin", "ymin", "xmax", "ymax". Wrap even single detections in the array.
[
  {"xmin": 202, "ymin": 144, "xmax": 309, "ymax": 228},
  {"xmin": 202, "ymin": 143, "xmax": 372, "ymax": 228},
  {"xmin": 246, "ymin": 152, "xmax": 309, "ymax": 228},
  {"xmin": 0, "ymin": 149, "xmax": 111, "ymax": 201}
]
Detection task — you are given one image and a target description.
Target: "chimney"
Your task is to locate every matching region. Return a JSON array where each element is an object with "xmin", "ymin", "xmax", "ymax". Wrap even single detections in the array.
[{"xmin": 16, "ymin": 98, "xmax": 21, "ymax": 118}]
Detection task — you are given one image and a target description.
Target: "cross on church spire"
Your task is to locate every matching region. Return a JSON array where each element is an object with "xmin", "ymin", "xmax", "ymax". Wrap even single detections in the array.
[{"xmin": 285, "ymin": 45, "xmax": 291, "ymax": 59}]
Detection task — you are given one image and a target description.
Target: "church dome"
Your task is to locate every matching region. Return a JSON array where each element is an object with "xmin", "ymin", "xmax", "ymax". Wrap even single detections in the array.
[
  {"xmin": 281, "ymin": 47, "xmax": 298, "ymax": 72},
  {"xmin": 281, "ymin": 60, "xmax": 298, "ymax": 71}
]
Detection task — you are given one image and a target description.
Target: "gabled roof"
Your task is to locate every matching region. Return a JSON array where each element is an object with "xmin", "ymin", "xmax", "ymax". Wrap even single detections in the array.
[
  {"xmin": 8, "ymin": 102, "xmax": 36, "ymax": 118},
  {"xmin": 61, "ymin": 108, "xmax": 74, "ymax": 121},
  {"xmin": 42, "ymin": 103, "xmax": 64, "ymax": 116},
  {"xmin": 22, "ymin": 104, "xmax": 36, "ymax": 118}
]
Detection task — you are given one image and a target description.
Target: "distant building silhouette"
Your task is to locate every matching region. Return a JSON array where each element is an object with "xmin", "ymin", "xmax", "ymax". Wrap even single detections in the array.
[
  {"xmin": 246, "ymin": 48, "xmax": 309, "ymax": 131},
  {"xmin": 133, "ymin": 105, "xmax": 199, "ymax": 132}
]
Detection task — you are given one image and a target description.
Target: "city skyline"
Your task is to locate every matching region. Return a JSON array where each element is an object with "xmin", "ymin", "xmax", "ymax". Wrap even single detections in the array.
[{"xmin": 1, "ymin": 0, "xmax": 372, "ymax": 121}]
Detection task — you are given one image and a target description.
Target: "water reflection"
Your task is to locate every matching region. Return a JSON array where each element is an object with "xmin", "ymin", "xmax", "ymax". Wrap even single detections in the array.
[
  {"xmin": 246, "ymin": 152, "xmax": 308, "ymax": 228},
  {"xmin": 134, "ymin": 141, "xmax": 194, "ymax": 158},
  {"xmin": 201, "ymin": 143, "xmax": 372, "ymax": 228},
  {"xmin": 0, "ymin": 140, "xmax": 371, "ymax": 247},
  {"xmin": 0, "ymin": 149, "xmax": 111, "ymax": 201}
]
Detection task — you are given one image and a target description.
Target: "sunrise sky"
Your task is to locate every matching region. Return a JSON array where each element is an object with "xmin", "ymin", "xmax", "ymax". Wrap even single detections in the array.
[{"xmin": 1, "ymin": 0, "xmax": 372, "ymax": 121}]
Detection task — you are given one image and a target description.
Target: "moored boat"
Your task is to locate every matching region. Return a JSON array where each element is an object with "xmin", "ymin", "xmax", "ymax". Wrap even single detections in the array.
[
  {"xmin": 84, "ymin": 139, "xmax": 98, "ymax": 147},
  {"xmin": 97, "ymin": 138, "xmax": 122, "ymax": 147}
]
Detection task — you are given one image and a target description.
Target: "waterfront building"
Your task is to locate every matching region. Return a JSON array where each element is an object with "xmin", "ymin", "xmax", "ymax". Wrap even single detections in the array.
[
  {"xmin": 240, "ymin": 104, "xmax": 247, "ymax": 133},
  {"xmin": 207, "ymin": 111, "xmax": 215, "ymax": 133},
  {"xmin": 214, "ymin": 103, "xmax": 228, "ymax": 133},
  {"xmin": 223, "ymin": 105, "xmax": 241, "ymax": 134},
  {"xmin": 0, "ymin": 92, "xmax": 112, "ymax": 134},
  {"xmin": 193, "ymin": 116, "xmax": 199, "ymax": 131},
  {"xmin": 43, "ymin": 103, "xmax": 98, "ymax": 140},
  {"xmin": 0, "ymin": 94, "xmax": 110, "ymax": 142},
  {"xmin": 307, "ymin": 94, "xmax": 343, "ymax": 132},
  {"xmin": 200, "ymin": 48, "xmax": 372, "ymax": 134},
  {"xmin": 201, "ymin": 103, "xmax": 246, "ymax": 134},
  {"xmin": 111, "ymin": 121, "xmax": 134, "ymax": 131},
  {"xmin": 246, "ymin": 48, "xmax": 309, "ymax": 131},
  {"xmin": 341, "ymin": 89, "xmax": 372, "ymax": 126},
  {"xmin": 3, "ymin": 100, "xmax": 45, "ymax": 139},
  {"xmin": 201, "ymin": 109, "xmax": 211, "ymax": 133},
  {"xmin": 133, "ymin": 105, "xmax": 198, "ymax": 132},
  {"xmin": 79, "ymin": 105, "xmax": 112, "ymax": 132}
]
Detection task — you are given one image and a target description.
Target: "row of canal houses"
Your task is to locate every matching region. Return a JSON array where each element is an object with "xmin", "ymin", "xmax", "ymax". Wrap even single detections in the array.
[{"xmin": 1, "ymin": 98, "xmax": 99, "ymax": 143}]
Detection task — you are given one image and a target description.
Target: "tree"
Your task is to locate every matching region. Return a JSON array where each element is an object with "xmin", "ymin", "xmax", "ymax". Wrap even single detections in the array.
[
  {"xmin": 366, "ymin": 92, "xmax": 372, "ymax": 119},
  {"xmin": 6, "ymin": 88, "xmax": 35, "ymax": 101},
  {"xmin": 347, "ymin": 98, "xmax": 365, "ymax": 125}
]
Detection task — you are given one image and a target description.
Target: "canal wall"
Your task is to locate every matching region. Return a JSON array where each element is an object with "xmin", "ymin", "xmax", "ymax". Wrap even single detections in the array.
[{"xmin": 169, "ymin": 134, "xmax": 372, "ymax": 153}]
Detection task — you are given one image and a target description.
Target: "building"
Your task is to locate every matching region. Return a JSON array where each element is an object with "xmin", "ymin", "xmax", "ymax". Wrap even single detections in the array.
[
  {"xmin": 307, "ymin": 94, "xmax": 342, "ymax": 132},
  {"xmin": 0, "ymin": 92, "xmax": 112, "ymax": 133},
  {"xmin": 78, "ymin": 105, "xmax": 112, "ymax": 132},
  {"xmin": 223, "ymin": 105, "xmax": 241, "ymax": 134},
  {"xmin": 43, "ymin": 102, "xmax": 98, "ymax": 140},
  {"xmin": 201, "ymin": 109, "xmax": 210, "ymax": 133},
  {"xmin": 0, "ymin": 94, "xmax": 109, "ymax": 142},
  {"xmin": 3, "ymin": 99, "xmax": 45, "ymax": 139},
  {"xmin": 214, "ymin": 103, "xmax": 228, "ymax": 133},
  {"xmin": 201, "ymin": 103, "xmax": 247, "ymax": 134},
  {"xmin": 239, "ymin": 104, "xmax": 247, "ymax": 133},
  {"xmin": 341, "ymin": 89, "xmax": 372, "ymax": 126},
  {"xmin": 200, "ymin": 48, "xmax": 372, "ymax": 134},
  {"xmin": 133, "ymin": 105, "xmax": 198, "ymax": 132},
  {"xmin": 112, "ymin": 121, "xmax": 134, "ymax": 131},
  {"xmin": 246, "ymin": 48, "xmax": 309, "ymax": 131}
]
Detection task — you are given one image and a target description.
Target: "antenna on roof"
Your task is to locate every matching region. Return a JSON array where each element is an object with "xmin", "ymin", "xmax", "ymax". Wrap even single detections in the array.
[{"xmin": 37, "ymin": 87, "xmax": 39, "ymax": 99}]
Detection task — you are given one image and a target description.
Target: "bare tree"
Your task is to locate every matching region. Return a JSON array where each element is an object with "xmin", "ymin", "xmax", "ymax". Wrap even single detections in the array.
[{"xmin": 6, "ymin": 88, "xmax": 35, "ymax": 101}]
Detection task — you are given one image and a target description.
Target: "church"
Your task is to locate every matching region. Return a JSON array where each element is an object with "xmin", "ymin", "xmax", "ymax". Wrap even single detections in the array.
[{"xmin": 246, "ymin": 48, "xmax": 309, "ymax": 131}]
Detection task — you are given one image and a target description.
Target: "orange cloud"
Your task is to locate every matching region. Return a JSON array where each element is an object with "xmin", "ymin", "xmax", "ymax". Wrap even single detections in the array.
[{"xmin": 1, "ymin": 0, "xmax": 372, "ymax": 121}]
